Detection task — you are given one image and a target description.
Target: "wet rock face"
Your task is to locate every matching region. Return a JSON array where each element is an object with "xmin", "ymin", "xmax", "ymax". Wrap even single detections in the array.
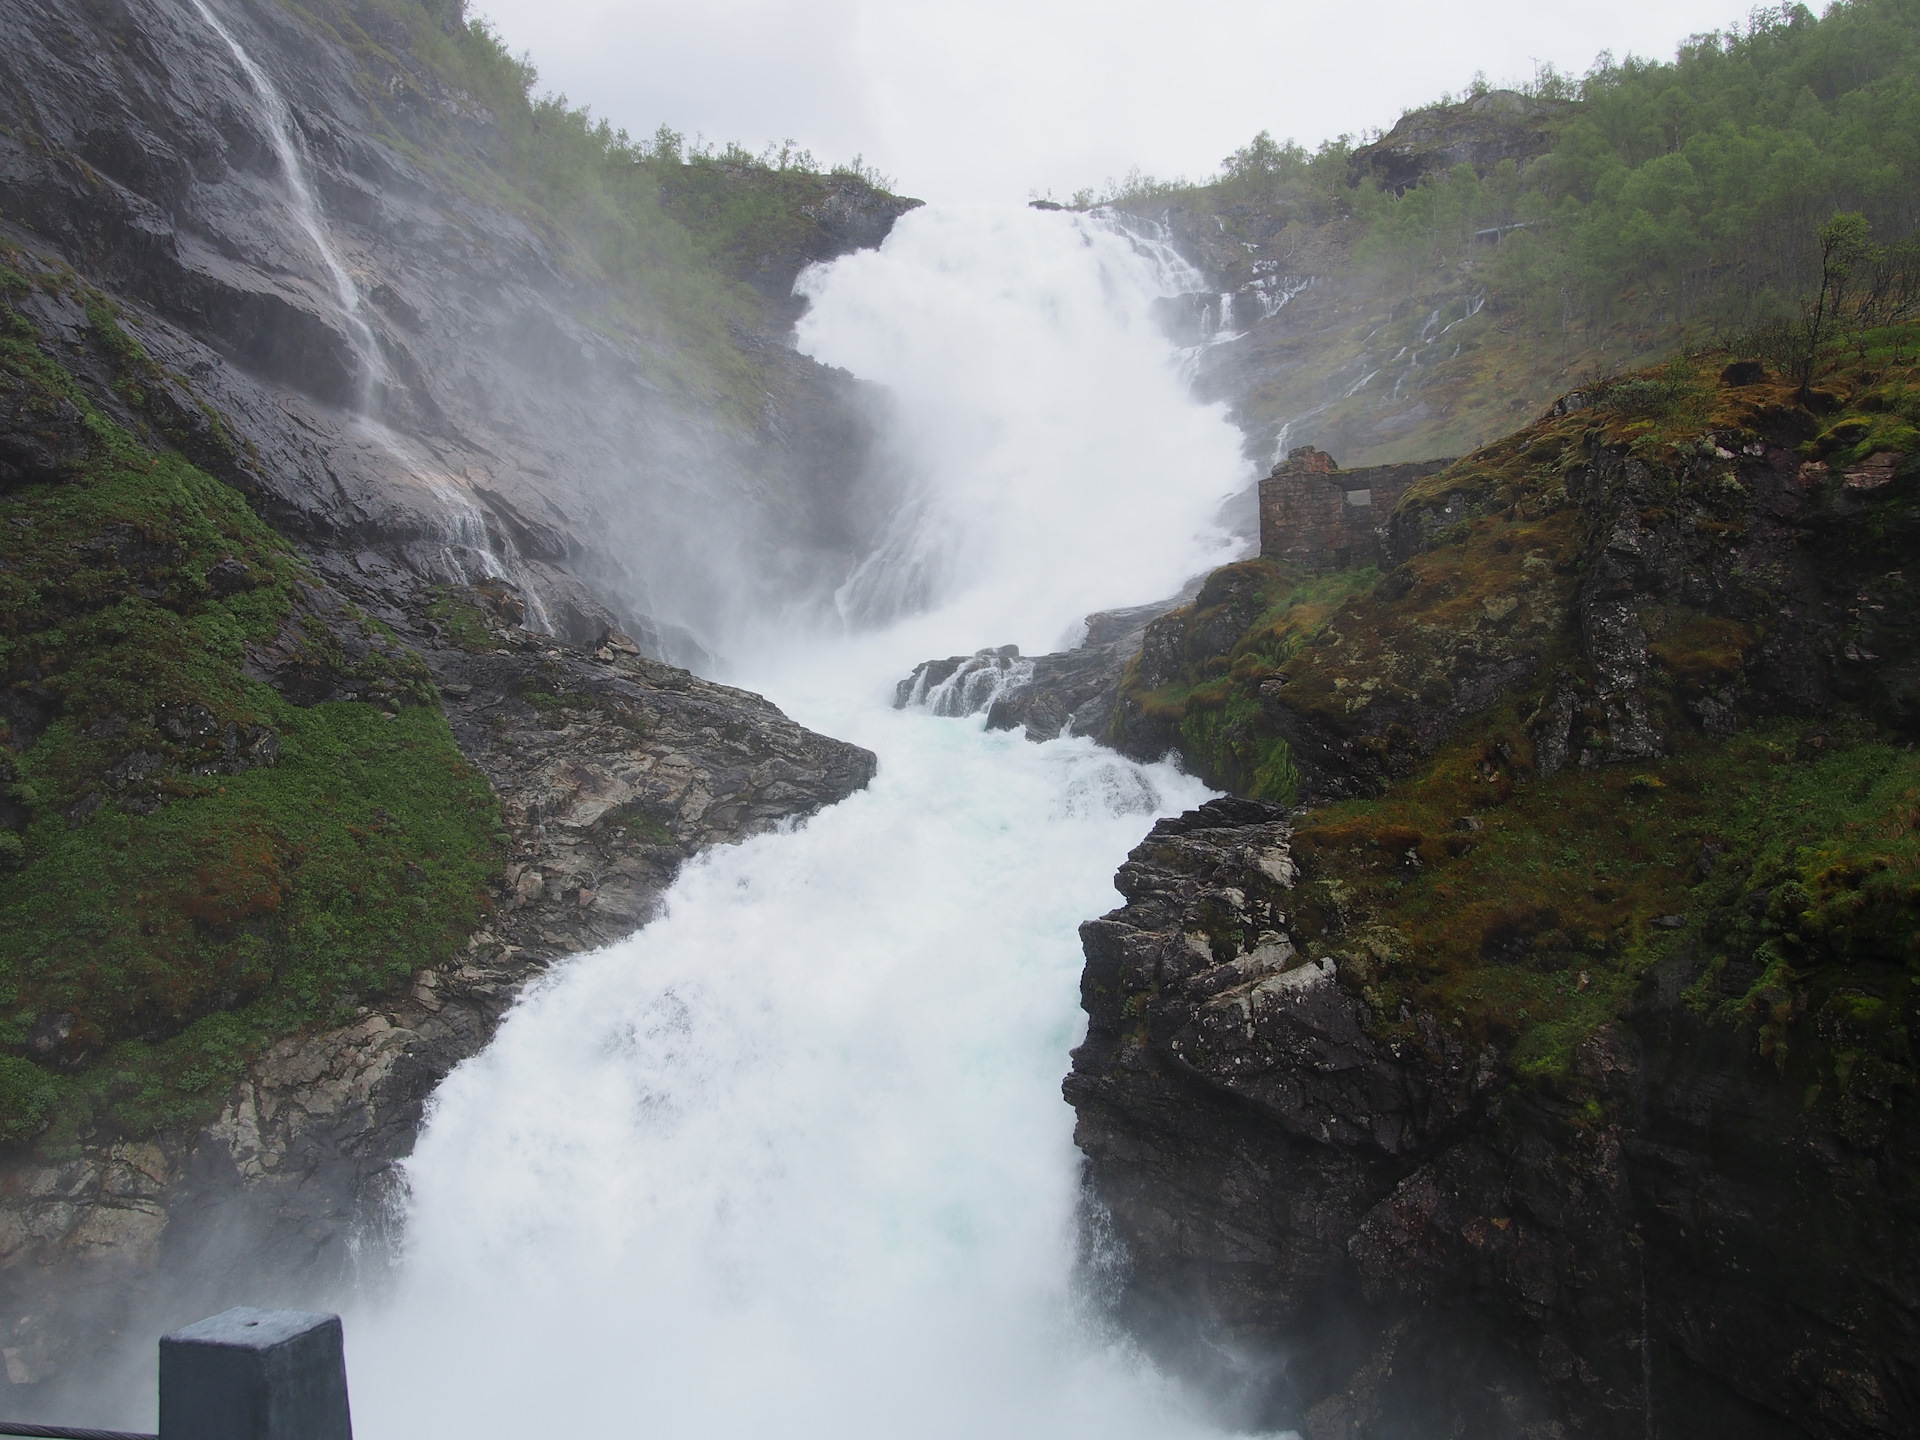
[
  {"xmin": 1068, "ymin": 800, "xmax": 1920, "ymax": 1440},
  {"xmin": 0, "ymin": 605, "xmax": 875, "ymax": 1401},
  {"xmin": 0, "ymin": 0, "xmax": 911, "ymax": 638}
]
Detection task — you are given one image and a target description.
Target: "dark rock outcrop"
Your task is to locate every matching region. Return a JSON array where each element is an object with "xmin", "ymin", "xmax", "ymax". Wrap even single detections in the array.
[
  {"xmin": 894, "ymin": 591, "xmax": 1199, "ymax": 743},
  {"xmin": 1067, "ymin": 800, "xmax": 1918, "ymax": 1440},
  {"xmin": 1348, "ymin": 90, "xmax": 1572, "ymax": 196},
  {"xmin": 1113, "ymin": 373, "xmax": 1920, "ymax": 804}
]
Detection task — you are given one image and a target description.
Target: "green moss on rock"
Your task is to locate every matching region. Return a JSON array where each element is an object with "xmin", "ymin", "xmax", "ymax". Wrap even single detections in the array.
[
  {"xmin": 1140, "ymin": 325, "xmax": 1920, "ymax": 1117},
  {"xmin": 0, "ymin": 295, "xmax": 499, "ymax": 1152}
]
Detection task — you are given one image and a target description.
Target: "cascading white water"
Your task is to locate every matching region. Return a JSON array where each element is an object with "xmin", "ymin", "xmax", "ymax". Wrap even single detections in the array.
[
  {"xmin": 186, "ymin": 0, "xmax": 540, "ymax": 623},
  {"xmin": 341, "ymin": 201, "xmax": 1262, "ymax": 1439},
  {"xmin": 805, "ymin": 205, "xmax": 1243, "ymax": 649}
]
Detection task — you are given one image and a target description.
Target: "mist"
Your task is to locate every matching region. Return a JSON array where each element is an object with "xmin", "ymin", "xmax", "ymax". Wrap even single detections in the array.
[{"xmin": 474, "ymin": 0, "xmax": 1759, "ymax": 203}]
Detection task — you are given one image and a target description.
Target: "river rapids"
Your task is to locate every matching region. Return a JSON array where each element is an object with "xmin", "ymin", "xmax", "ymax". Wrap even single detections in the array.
[{"xmin": 346, "ymin": 203, "xmax": 1258, "ymax": 1439}]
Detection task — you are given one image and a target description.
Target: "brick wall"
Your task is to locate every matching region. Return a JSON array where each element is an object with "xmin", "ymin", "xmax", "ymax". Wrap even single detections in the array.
[{"xmin": 1258, "ymin": 447, "xmax": 1453, "ymax": 571}]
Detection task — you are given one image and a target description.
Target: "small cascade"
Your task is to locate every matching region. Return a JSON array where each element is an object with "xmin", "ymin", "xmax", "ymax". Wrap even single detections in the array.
[
  {"xmin": 1251, "ymin": 272, "xmax": 1311, "ymax": 320},
  {"xmin": 1266, "ymin": 397, "xmax": 1334, "ymax": 467},
  {"xmin": 187, "ymin": 0, "xmax": 554, "ymax": 635},
  {"xmin": 1213, "ymin": 289, "xmax": 1244, "ymax": 343},
  {"xmin": 900, "ymin": 649, "xmax": 1037, "ymax": 718},
  {"xmin": 1087, "ymin": 208, "xmax": 1210, "ymax": 295}
]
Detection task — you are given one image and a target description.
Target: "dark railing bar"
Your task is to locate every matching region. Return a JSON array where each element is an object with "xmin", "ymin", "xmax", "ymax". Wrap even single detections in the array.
[{"xmin": 0, "ymin": 1304, "xmax": 350, "ymax": 1440}]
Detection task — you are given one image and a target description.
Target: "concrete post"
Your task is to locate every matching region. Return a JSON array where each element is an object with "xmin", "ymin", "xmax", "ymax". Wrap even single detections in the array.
[{"xmin": 158, "ymin": 1309, "xmax": 352, "ymax": 1440}]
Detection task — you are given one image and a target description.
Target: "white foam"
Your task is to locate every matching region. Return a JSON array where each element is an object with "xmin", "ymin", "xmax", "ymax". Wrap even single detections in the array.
[{"xmin": 347, "ymin": 201, "xmax": 1257, "ymax": 1437}]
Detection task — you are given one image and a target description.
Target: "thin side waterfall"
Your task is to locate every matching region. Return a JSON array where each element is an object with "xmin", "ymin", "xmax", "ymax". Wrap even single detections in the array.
[
  {"xmin": 185, "ymin": 0, "xmax": 386, "ymax": 412},
  {"xmin": 342, "ymin": 203, "xmax": 1261, "ymax": 1440},
  {"xmin": 186, "ymin": 0, "xmax": 541, "ymax": 622}
]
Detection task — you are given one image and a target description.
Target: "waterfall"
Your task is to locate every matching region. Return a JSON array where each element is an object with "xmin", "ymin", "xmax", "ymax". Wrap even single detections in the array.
[
  {"xmin": 186, "ymin": 0, "xmax": 539, "ymax": 624},
  {"xmin": 185, "ymin": 0, "xmax": 387, "ymax": 412},
  {"xmin": 791, "ymin": 204, "xmax": 1245, "ymax": 652},
  {"xmin": 904, "ymin": 649, "xmax": 1037, "ymax": 717},
  {"xmin": 341, "ymin": 204, "xmax": 1261, "ymax": 1439}
]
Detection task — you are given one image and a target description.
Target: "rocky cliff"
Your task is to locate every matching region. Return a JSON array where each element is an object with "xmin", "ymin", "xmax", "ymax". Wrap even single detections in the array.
[
  {"xmin": 0, "ymin": 0, "xmax": 903, "ymax": 1410},
  {"xmin": 0, "ymin": 0, "xmax": 919, "ymax": 653},
  {"xmin": 1067, "ymin": 339, "xmax": 1920, "ymax": 1436},
  {"xmin": 1111, "ymin": 89, "xmax": 1658, "ymax": 476},
  {"xmin": 1068, "ymin": 796, "xmax": 1915, "ymax": 1439}
]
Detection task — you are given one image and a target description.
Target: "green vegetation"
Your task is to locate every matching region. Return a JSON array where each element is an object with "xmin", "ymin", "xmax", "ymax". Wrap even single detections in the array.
[
  {"xmin": 1124, "ymin": 0, "xmax": 1920, "ymax": 343},
  {"xmin": 270, "ymin": 0, "xmax": 907, "ymax": 416},
  {"xmin": 1120, "ymin": 563, "xmax": 1378, "ymax": 801},
  {"xmin": 0, "ymin": 270, "xmax": 498, "ymax": 1151},
  {"xmin": 1089, "ymin": 0, "xmax": 1920, "ymax": 466},
  {"xmin": 425, "ymin": 585, "xmax": 502, "ymax": 652},
  {"xmin": 1141, "ymin": 314, "xmax": 1920, "ymax": 1122}
]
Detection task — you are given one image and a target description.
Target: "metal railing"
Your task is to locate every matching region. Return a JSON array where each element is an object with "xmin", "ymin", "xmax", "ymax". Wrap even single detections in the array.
[{"xmin": 0, "ymin": 1307, "xmax": 352, "ymax": 1440}]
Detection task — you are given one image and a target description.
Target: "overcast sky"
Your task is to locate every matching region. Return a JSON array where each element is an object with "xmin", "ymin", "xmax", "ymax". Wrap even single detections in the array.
[{"xmin": 473, "ymin": 0, "xmax": 1761, "ymax": 203}]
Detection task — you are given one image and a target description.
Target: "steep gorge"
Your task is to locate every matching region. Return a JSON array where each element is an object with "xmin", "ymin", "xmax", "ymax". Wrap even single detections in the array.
[
  {"xmin": 0, "ymin": 0, "xmax": 907, "ymax": 1395},
  {"xmin": 4, "ymin": 0, "xmax": 1918, "ymax": 1433}
]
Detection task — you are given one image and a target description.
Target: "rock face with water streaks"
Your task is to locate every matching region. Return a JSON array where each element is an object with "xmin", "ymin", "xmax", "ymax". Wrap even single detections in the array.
[
  {"xmin": 0, "ymin": 0, "xmax": 916, "ymax": 648},
  {"xmin": 0, "ymin": 0, "xmax": 902, "ymax": 1403}
]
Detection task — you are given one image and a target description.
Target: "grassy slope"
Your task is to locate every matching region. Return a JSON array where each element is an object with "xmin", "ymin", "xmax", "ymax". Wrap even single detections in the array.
[
  {"xmin": 0, "ymin": 259, "xmax": 498, "ymax": 1151},
  {"xmin": 1125, "ymin": 322, "xmax": 1920, "ymax": 1119}
]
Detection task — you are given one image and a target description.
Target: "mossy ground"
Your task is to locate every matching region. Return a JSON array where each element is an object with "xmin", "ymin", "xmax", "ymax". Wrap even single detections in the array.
[
  {"xmin": 1291, "ymin": 714, "xmax": 1916, "ymax": 1111},
  {"xmin": 1123, "ymin": 564, "xmax": 1379, "ymax": 801},
  {"xmin": 0, "ymin": 270, "xmax": 498, "ymax": 1153},
  {"xmin": 1149, "ymin": 322, "xmax": 1920, "ymax": 1124}
]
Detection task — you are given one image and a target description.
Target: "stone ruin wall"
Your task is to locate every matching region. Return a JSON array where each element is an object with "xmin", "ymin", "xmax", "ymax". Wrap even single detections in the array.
[{"xmin": 1258, "ymin": 447, "xmax": 1454, "ymax": 571}]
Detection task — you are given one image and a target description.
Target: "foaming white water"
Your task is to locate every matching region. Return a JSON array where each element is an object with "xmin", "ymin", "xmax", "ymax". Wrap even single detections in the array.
[
  {"xmin": 347, "ymin": 202, "xmax": 1259, "ymax": 1438},
  {"xmin": 350, "ymin": 707, "xmax": 1219, "ymax": 1440},
  {"xmin": 794, "ymin": 204, "xmax": 1246, "ymax": 654}
]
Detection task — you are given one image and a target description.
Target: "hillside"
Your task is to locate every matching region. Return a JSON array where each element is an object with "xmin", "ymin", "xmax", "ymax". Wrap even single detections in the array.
[
  {"xmin": 1102, "ymin": 0, "xmax": 1920, "ymax": 472},
  {"xmin": 0, "ymin": 0, "xmax": 906, "ymax": 1386},
  {"xmin": 1061, "ymin": 318, "xmax": 1920, "ymax": 1436}
]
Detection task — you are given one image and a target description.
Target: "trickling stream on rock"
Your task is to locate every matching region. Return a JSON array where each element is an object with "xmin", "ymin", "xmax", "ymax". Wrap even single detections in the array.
[
  {"xmin": 342, "ymin": 204, "xmax": 1256, "ymax": 1439},
  {"xmin": 186, "ymin": 0, "xmax": 544, "ymax": 615}
]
